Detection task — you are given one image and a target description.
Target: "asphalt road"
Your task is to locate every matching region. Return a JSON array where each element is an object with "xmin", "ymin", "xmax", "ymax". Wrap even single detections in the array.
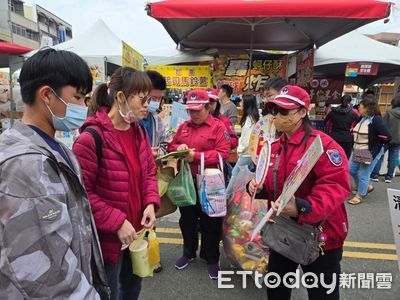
[{"xmin": 139, "ymin": 177, "xmax": 400, "ymax": 300}]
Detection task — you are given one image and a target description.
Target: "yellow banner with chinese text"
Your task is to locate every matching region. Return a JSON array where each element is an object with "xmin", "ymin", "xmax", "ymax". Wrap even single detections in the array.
[
  {"xmin": 146, "ymin": 65, "xmax": 211, "ymax": 89},
  {"xmin": 122, "ymin": 41, "xmax": 144, "ymax": 71}
]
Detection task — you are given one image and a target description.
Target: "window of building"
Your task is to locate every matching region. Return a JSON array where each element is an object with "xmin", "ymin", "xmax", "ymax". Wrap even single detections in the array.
[
  {"xmin": 9, "ymin": 0, "xmax": 24, "ymax": 16},
  {"xmin": 38, "ymin": 14, "xmax": 48, "ymax": 25},
  {"xmin": 66, "ymin": 28, "xmax": 72, "ymax": 38},
  {"xmin": 49, "ymin": 20, "xmax": 56, "ymax": 30},
  {"xmin": 8, "ymin": 0, "xmax": 14, "ymax": 12},
  {"xmin": 11, "ymin": 22, "xmax": 39, "ymax": 41}
]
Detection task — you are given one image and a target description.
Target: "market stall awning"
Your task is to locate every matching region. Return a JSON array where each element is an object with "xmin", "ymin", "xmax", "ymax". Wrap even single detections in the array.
[
  {"xmin": 0, "ymin": 42, "xmax": 32, "ymax": 55},
  {"xmin": 147, "ymin": 0, "xmax": 392, "ymax": 50},
  {"xmin": 313, "ymin": 30, "xmax": 400, "ymax": 88}
]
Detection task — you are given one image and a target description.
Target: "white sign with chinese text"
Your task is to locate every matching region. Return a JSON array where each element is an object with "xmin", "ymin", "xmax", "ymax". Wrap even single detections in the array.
[
  {"xmin": 387, "ymin": 188, "xmax": 400, "ymax": 272},
  {"xmin": 169, "ymin": 102, "xmax": 189, "ymax": 132}
]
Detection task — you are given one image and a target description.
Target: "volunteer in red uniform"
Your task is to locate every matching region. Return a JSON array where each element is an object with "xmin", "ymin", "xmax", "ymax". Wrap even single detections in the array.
[
  {"xmin": 206, "ymin": 88, "xmax": 239, "ymax": 150},
  {"xmin": 168, "ymin": 89, "xmax": 231, "ymax": 280},
  {"xmin": 249, "ymin": 85, "xmax": 351, "ymax": 300}
]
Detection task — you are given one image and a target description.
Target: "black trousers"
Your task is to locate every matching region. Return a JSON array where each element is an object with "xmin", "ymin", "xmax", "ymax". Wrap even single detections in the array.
[
  {"xmin": 267, "ymin": 248, "xmax": 343, "ymax": 300},
  {"xmin": 179, "ymin": 197, "xmax": 222, "ymax": 264},
  {"xmin": 104, "ymin": 249, "xmax": 141, "ymax": 300},
  {"xmin": 337, "ymin": 141, "xmax": 353, "ymax": 159}
]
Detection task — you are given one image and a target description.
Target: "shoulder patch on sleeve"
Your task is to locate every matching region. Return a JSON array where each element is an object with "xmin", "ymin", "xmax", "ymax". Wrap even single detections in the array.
[
  {"xmin": 325, "ymin": 149, "xmax": 343, "ymax": 167},
  {"xmin": 224, "ymin": 130, "xmax": 231, "ymax": 140}
]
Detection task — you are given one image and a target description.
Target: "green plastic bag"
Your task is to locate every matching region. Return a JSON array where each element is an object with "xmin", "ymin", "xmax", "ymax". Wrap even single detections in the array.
[{"xmin": 167, "ymin": 159, "xmax": 197, "ymax": 207}]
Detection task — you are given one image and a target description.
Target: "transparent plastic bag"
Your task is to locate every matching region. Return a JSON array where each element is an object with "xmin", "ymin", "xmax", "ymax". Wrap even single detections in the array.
[{"xmin": 222, "ymin": 191, "xmax": 269, "ymax": 273}]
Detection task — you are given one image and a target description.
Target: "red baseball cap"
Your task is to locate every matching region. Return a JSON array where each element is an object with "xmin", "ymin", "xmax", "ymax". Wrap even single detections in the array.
[
  {"xmin": 205, "ymin": 88, "xmax": 219, "ymax": 102},
  {"xmin": 186, "ymin": 89, "xmax": 210, "ymax": 110},
  {"xmin": 271, "ymin": 85, "xmax": 310, "ymax": 110}
]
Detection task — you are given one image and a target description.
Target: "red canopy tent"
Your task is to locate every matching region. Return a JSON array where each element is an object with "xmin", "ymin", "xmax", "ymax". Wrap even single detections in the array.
[
  {"xmin": 0, "ymin": 42, "xmax": 32, "ymax": 55},
  {"xmin": 147, "ymin": 0, "xmax": 392, "ymax": 50}
]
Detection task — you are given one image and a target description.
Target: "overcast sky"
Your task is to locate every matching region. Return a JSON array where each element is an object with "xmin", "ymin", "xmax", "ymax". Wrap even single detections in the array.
[{"xmin": 26, "ymin": 0, "xmax": 400, "ymax": 54}]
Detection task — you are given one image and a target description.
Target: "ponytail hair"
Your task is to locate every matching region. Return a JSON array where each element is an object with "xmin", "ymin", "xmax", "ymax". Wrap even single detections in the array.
[
  {"xmin": 341, "ymin": 94, "xmax": 352, "ymax": 108},
  {"xmin": 91, "ymin": 67, "xmax": 152, "ymax": 113}
]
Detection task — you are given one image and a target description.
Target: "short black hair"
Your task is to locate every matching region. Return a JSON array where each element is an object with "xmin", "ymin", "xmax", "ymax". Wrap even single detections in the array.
[
  {"xmin": 341, "ymin": 94, "xmax": 352, "ymax": 106},
  {"xmin": 220, "ymin": 84, "xmax": 233, "ymax": 97},
  {"xmin": 391, "ymin": 96, "xmax": 400, "ymax": 108},
  {"xmin": 364, "ymin": 89, "xmax": 375, "ymax": 96},
  {"xmin": 19, "ymin": 48, "xmax": 93, "ymax": 105},
  {"xmin": 146, "ymin": 70, "xmax": 167, "ymax": 91},
  {"xmin": 360, "ymin": 96, "xmax": 380, "ymax": 116},
  {"xmin": 263, "ymin": 76, "xmax": 288, "ymax": 92}
]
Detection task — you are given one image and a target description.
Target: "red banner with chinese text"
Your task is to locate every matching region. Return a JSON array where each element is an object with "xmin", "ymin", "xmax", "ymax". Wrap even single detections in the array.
[{"xmin": 304, "ymin": 78, "xmax": 344, "ymax": 105}]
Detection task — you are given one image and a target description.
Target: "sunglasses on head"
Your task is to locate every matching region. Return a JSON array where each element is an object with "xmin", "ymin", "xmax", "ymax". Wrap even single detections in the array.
[{"xmin": 271, "ymin": 106, "xmax": 301, "ymax": 116}]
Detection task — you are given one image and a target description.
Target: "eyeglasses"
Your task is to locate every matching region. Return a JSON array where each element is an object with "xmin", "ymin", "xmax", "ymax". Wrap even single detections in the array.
[
  {"xmin": 271, "ymin": 106, "xmax": 301, "ymax": 116},
  {"xmin": 136, "ymin": 95, "xmax": 151, "ymax": 105}
]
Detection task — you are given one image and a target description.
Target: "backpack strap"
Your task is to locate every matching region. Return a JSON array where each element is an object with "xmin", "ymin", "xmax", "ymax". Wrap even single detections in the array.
[{"xmin": 83, "ymin": 127, "xmax": 103, "ymax": 169}]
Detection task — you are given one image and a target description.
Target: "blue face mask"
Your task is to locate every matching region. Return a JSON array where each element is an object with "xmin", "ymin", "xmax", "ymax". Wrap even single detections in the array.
[
  {"xmin": 47, "ymin": 90, "xmax": 88, "ymax": 131},
  {"xmin": 148, "ymin": 100, "xmax": 160, "ymax": 113}
]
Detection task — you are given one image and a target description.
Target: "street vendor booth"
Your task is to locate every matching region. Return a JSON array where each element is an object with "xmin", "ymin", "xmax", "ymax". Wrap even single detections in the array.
[
  {"xmin": 0, "ymin": 42, "xmax": 32, "ymax": 131},
  {"xmin": 147, "ymin": 0, "xmax": 392, "ymax": 128},
  {"xmin": 147, "ymin": 0, "xmax": 393, "ymax": 274}
]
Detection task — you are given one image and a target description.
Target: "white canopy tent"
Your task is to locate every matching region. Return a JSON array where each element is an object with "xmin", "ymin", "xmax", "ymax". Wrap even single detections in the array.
[
  {"xmin": 49, "ymin": 19, "xmax": 123, "ymax": 66},
  {"xmin": 314, "ymin": 30, "xmax": 400, "ymax": 67},
  {"xmin": 312, "ymin": 30, "xmax": 400, "ymax": 88},
  {"xmin": 24, "ymin": 19, "xmax": 134, "ymax": 81},
  {"xmin": 143, "ymin": 47, "xmax": 213, "ymax": 65}
]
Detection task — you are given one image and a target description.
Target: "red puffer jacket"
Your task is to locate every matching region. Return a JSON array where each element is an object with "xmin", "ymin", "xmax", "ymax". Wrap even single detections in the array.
[
  {"xmin": 263, "ymin": 126, "xmax": 351, "ymax": 251},
  {"xmin": 218, "ymin": 113, "xmax": 239, "ymax": 149},
  {"xmin": 73, "ymin": 107, "xmax": 160, "ymax": 264}
]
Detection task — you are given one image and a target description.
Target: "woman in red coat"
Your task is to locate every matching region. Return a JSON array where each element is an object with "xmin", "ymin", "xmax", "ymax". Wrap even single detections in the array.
[
  {"xmin": 250, "ymin": 85, "xmax": 351, "ymax": 300},
  {"xmin": 73, "ymin": 67, "xmax": 160, "ymax": 300},
  {"xmin": 206, "ymin": 88, "xmax": 239, "ymax": 150},
  {"xmin": 168, "ymin": 89, "xmax": 231, "ymax": 280}
]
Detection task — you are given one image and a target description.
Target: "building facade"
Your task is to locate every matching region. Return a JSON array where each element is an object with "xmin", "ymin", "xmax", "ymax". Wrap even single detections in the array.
[
  {"xmin": 0, "ymin": 0, "xmax": 72, "ymax": 49},
  {"xmin": 366, "ymin": 32, "xmax": 400, "ymax": 47},
  {"xmin": 36, "ymin": 4, "xmax": 72, "ymax": 47}
]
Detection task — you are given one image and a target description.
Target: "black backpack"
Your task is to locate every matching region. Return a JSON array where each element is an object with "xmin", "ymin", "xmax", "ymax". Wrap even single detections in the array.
[{"xmin": 83, "ymin": 127, "xmax": 103, "ymax": 169}]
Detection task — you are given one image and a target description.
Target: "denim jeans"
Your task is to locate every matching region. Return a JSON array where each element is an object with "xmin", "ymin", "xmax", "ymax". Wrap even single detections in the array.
[
  {"xmin": 349, "ymin": 147, "xmax": 384, "ymax": 196},
  {"xmin": 104, "ymin": 249, "xmax": 142, "ymax": 300},
  {"xmin": 371, "ymin": 144, "xmax": 400, "ymax": 179}
]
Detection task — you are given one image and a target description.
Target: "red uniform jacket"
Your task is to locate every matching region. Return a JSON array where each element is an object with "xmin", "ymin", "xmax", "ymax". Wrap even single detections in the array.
[
  {"xmin": 73, "ymin": 107, "xmax": 160, "ymax": 264},
  {"xmin": 168, "ymin": 114, "xmax": 231, "ymax": 175},
  {"xmin": 263, "ymin": 126, "xmax": 351, "ymax": 251},
  {"xmin": 218, "ymin": 113, "xmax": 239, "ymax": 149}
]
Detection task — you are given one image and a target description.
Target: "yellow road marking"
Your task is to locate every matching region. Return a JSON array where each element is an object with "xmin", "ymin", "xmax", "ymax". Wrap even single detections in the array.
[
  {"xmin": 156, "ymin": 237, "xmax": 397, "ymax": 261},
  {"xmin": 156, "ymin": 228, "xmax": 399, "ymax": 261},
  {"xmin": 343, "ymin": 251, "xmax": 397, "ymax": 261},
  {"xmin": 158, "ymin": 237, "xmax": 183, "ymax": 245},
  {"xmin": 344, "ymin": 241, "xmax": 396, "ymax": 250},
  {"xmin": 157, "ymin": 228, "xmax": 182, "ymax": 234},
  {"xmin": 157, "ymin": 227, "xmax": 397, "ymax": 251}
]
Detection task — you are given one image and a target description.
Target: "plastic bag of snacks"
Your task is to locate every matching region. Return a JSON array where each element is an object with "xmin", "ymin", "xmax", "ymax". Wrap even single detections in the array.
[
  {"xmin": 147, "ymin": 230, "xmax": 160, "ymax": 267},
  {"xmin": 222, "ymin": 191, "xmax": 269, "ymax": 273}
]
